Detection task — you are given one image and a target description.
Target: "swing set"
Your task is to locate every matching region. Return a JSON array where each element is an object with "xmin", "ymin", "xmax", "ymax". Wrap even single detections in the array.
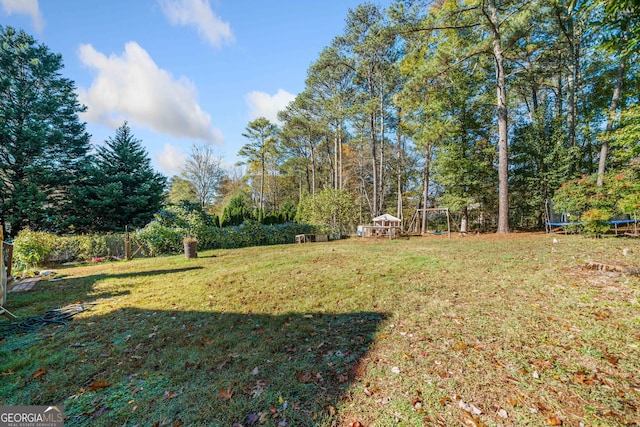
[{"xmin": 407, "ymin": 208, "xmax": 454, "ymax": 238}]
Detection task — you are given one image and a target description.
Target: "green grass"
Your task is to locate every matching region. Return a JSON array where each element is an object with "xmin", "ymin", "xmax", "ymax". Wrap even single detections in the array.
[{"xmin": 1, "ymin": 233, "xmax": 639, "ymax": 426}]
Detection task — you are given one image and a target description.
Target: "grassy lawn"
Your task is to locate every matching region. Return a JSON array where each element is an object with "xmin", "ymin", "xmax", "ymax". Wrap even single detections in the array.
[{"xmin": 1, "ymin": 233, "xmax": 639, "ymax": 426}]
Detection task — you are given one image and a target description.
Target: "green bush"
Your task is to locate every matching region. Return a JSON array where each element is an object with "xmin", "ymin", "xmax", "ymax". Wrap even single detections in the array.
[
  {"xmin": 134, "ymin": 220, "xmax": 315, "ymax": 254},
  {"xmin": 581, "ymin": 208, "xmax": 612, "ymax": 238},
  {"xmin": 296, "ymin": 189, "xmax": 358, "ymax": 237},
  {"xmin": 134, "ymin": 222, "xmax": 183, "ymax": 255},
  {"xmin": 12, "ymin": 230, "xmax": 127, "ymax": 271},
  {"xmin": 12, "ymin": 229, "xmax": 58, "ymax": 270}
]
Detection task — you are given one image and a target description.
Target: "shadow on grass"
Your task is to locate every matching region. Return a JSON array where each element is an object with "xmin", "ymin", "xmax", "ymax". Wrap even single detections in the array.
[
  {"xmin": 1, "ymin": 307, "xmax": 386, "ymax": 426},
  {"xmin": 74, "ymin": 265, "xmax": 205, "ymax": 281},
  {"xmin": 4, "ymin": 266, "xmax": 204, "ymax": 313}
]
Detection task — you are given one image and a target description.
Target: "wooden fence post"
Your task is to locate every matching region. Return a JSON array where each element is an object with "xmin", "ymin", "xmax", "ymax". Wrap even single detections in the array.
[{"xmin": 125, "ymin": 226, "xmax": 132, "ymax": 260}]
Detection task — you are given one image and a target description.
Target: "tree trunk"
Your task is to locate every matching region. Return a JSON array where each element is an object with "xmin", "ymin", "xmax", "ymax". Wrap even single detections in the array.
[
  {"xmin": 396, "ymin": 119, "xmax": 403, "ymax": 221},
  {"xmin": 379, "ymin": 77, "xmax": 385, "ymax": 214},
  {"xmin": 566, "ymin": 13, "xmax": 577, "ymax": 148},
  {"xmin": 311, "ymin": 145, "xmax": 317, "ymax": 195},
  {"xmin": 486, "ymin": 0, "xmax": 510, "ymax": 234},
  {"xmin": 597, "ymin": 57, "xmax": 627, "ymax": 187},
  {"xmin": 333, "ymin": 127, "xmax": 339, "ymax": 190},
  {"xmin": 556, "ymin": 61, "xmax": 563, "ymax": 118},
  {"xmin": 461, "ymin": 205, "xmax": 469, "ymax": 234},
  {"xmin": 371, "ymin": 110, "xmax": 378, "ymax": 217},
  {"xmin": 420, "ymin": 144, "xmax": 432, "ymax": 234},
  {"xmin": 259, "ymin": 151, "xmax": 265, "ymax": 211},
  {"xmin": 338, "ymin": 122, "xmax": 343, "ymax": 189}
]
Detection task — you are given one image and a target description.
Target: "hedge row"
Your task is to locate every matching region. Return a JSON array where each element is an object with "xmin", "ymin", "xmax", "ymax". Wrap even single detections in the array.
[
  {"xmin": 134, "ymin": 220, "xmax": 316, "ymax": 254},
  {"xmin": 11, "ymin": 221, "xmax": 316, "ymax": 270}
]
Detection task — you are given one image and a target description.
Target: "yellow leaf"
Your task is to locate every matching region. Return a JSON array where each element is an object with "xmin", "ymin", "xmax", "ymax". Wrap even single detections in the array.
[{"xmin": 546, "ymin": 416, "xmax": 562, "ymax": 426}]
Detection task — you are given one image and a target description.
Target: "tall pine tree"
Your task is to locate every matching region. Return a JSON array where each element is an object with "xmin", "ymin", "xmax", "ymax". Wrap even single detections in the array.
[
  {"xmin": 75, "ymin": 122, "xmax": 166, "ymax": 232},
  {"xmin": 0, "ymin": 26, "xmax": 91, "ymax": 236}
]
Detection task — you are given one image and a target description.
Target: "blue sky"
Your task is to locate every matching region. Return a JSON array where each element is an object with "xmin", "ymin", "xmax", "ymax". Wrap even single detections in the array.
[{"xmin": 1, "ymin": 0, "xmax": 390, "ymax": 176}]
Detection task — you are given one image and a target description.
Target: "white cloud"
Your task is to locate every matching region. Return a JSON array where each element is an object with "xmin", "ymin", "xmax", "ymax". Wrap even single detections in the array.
[
  {"xmin": 158, "ymin": 0, "xmax": 233, "ymax": 48},
  {"xmin": 0, "ymin": 0, "xmax": 44, "ymax": 32},
  {"xmin": 156, "ymin": 143, "xmax": 187, "ymax": 174},
  {"xmin": 77, "ymin": 42, "xmax": 224, "ymax": 145},
  {"xmin": 246, "ymin": 89, "xmax": 296, "ymax": 124}
]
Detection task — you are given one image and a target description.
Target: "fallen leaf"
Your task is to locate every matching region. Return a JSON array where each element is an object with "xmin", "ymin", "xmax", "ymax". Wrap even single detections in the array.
[
  {"xmin": 32, "ymin": 368, "xmax": 47, "ymax": 379},
  {"xmin": 546, "ymin": 416, "xmax": 562, "ymax": 425},
  {"xmin": 296, "ymin": 371, "xmax": 313, "ymax": 383},
  {"xmin": 217, "ymin": 386, "xmax": 234, "ymax": 399},
  {"xmin": 412, "ymin": 396, "xmax": 423, "ymax": 413},
  {"xmin": 327, "ymin": 405, "xmax": 336, "ymax": 416},
  {"xmin": 243, "ymin": 412, "xmax": 259, "ymax": 426},
  {"xmin": 461, "ymin": 411, "xmax": 486, "ymax": 427},
  {"xmin": 87, "ymin": 378, "xmax": 109, "ymax": 391},
  {"xmin": 572, "ymin": 371, "xmax": 594, "ymax": 386},
  {"xmin": 164, "ymin": 389, "xmax": 179, "ymax": 399},
  {"xmin": 350, "ymin": 422, "xmax": 363, "ymax": 427}
]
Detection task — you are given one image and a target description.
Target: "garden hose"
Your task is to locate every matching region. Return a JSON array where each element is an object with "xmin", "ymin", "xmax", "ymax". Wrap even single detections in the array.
[{"xmin": 0, "ymin": 303, "xmax": 93, "ymax": 349}]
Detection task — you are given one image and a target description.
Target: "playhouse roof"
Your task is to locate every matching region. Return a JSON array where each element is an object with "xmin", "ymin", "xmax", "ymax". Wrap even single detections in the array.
[{"xmin": 372, "ymin": 213, "xmax": 401, "ymax": 223}]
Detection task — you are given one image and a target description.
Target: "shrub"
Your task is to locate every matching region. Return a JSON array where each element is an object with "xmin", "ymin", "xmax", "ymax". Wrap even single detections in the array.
[
  {"xmin": 553, "ymin": 167, "xmax": 640, "ymax": 236},
  {"xmin": 12, "ymin": 229, "xmax": 58, "ymax": 270},
  {"xmin": 134, "ymin": 220, "xmax": 315, "ymax": 254},
  {"xmin": 296, "ymin": 189, "xmax": 358, "ymax": 237},
  {"xmin": 12, "ymin": 230, "xmax": 127, "ymax": 270},
  {"xmin": 134, "ymin": 222, "xmax": 183, "ymax": 255},
  {"xmin": 581, "ymin": 208, "xmax": 612, "ymax": 238}
]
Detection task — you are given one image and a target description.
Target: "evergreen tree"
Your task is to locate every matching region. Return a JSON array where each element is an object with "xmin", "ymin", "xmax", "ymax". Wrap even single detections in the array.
[
  {"xmin": 220, "ymin": 193, "xmax": 253, "ymax": 227},
  {"xmin": 239, "ymin": 117, "xmax": 278, "ymax": 211},
  {"xmin": 76, "ymin": 122, "xmax": 166, "ymax": 231},
  {"xmin": 0, "ymin": 26, "xmax": 91, "ymax": 236}
]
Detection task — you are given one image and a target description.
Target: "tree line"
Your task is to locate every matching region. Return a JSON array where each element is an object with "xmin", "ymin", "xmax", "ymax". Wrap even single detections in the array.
[
  {"xmin": 3, "ymin": 0, "xmax": 639, "ymax": 239},
  {"xmin": 233, "ymin": 0, "xmax": 639, "ymax": 234}
]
